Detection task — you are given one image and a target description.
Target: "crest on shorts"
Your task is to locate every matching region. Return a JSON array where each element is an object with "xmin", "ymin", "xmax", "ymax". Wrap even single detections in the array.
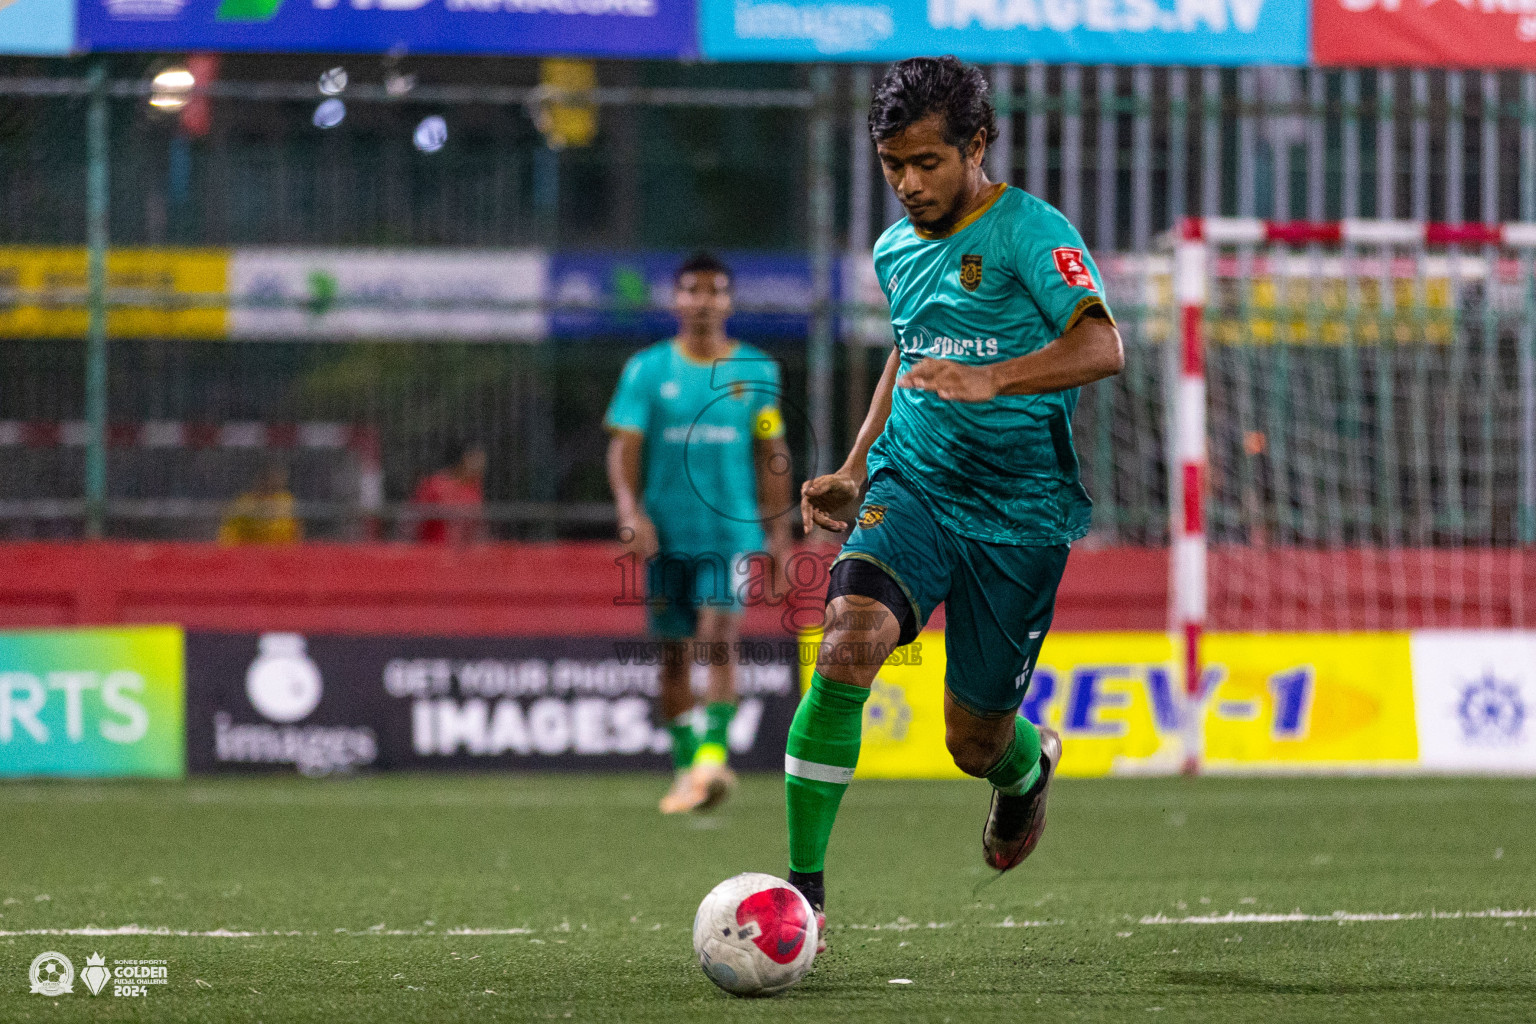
[
  {"xmin": 858, "ymin": 504, "xmax": 887, "ymax": 529},
  {"xmin": 959, "ymin": 254, "xmax": 983, "ymax": 292}
]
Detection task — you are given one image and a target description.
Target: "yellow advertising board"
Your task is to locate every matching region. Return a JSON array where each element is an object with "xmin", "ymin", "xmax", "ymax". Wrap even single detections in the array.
[
  {"xmin": 1201, "ymin": 632, "xmax": 1418, "ymax": 770},
  {"xmin": 0, "ymin": 247, "xmax": 228, "ymax": 339},
  {"xmin": 802, "ymin": 630, "xmax": 1418, "ymax": 778}
]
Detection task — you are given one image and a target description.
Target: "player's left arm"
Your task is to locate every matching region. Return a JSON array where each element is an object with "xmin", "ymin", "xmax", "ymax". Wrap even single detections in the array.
[
  {"xmin": 751, "ymin": 400, "xmax": 793, "ymax": 574},
  {"xmin": 899, "ymin": 214, "xmax": 1124, "ymax": 402},
  {"xmin": 898, "ymin": 311, "xmax": 1123, "ymax": 401}
]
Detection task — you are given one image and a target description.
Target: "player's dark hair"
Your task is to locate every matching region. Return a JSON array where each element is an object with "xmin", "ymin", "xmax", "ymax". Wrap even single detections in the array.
[
  {"xmin": 868, "ymin": 56, "xmax": 996, "ymax": 154},
  {"xmin": 675, "ymin": 251, "xmax": 733, "ymax": 286}
]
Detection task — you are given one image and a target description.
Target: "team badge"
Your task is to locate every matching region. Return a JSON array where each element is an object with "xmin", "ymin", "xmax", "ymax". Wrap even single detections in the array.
[
  {"xmin": 858, "ymin": 504, "xmax": 887, "ymax": 528},
  {"xmin": 1052, "ymin": 247, "xmax": 1097, "ymax": 292},
  {"xmin": 959, "ymin": 254, "xmax": 983, "ymax": 292}
]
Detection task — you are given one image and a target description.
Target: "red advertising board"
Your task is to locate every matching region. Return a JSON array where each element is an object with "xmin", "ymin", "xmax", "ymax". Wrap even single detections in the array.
[{"xmin": 1314, "ymin": 0, "xmax": 1536, "ymax": 68}]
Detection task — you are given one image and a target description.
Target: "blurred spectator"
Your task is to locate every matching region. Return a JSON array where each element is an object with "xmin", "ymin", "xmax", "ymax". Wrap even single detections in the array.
[
  {"xmin": 219, "ymin": 463, "xmax": 302, "ymax": 545},
  {"xmin": 409, "ymin": 442, "xmax": 486, "ymax": 545}
]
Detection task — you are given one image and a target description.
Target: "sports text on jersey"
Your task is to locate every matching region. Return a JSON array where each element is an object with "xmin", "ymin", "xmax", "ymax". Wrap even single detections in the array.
[
  {"xmin": 897, "ymin": 328, "xmax": 1001, "ymax": 360},
  {"xmin": 662, "ymin": 424, "xmax": 742, "ymax": 444}
]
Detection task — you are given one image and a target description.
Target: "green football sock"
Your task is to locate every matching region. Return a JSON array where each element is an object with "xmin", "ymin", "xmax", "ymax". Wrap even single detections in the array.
[
  {"xmin": 667, "ymin": 713, "xmax": 698, "ymax": 773},
  {"xmin": 694, "ymin": 701, "xmax": 736, "ymax": 767},
  {"xmin": 785, "ymin": 671, "xmax": 869, "ymax": 874},
  {"xmin": 986, "ymin": 716, "xmax": 1043, "ymax": 796}
]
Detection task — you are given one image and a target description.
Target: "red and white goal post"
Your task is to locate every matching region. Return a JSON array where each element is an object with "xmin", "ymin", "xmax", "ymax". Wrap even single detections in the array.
[{"xmin": 1169, "ymin": 217, "xmax": 1536, "ymax": 771}]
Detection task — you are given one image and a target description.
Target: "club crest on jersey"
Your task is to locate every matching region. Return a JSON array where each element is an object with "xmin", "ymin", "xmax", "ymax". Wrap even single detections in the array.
[
  {"xmin": 858, "ymin": 504, "xmax": 887, "ymax": 529},
  {"xmin": 1052, "ymin": 247, "xmax": 1096, "ymax": 292},
  {"xmin": 959, "ymin": 254, "xmax": 983, "ymax": 292}
]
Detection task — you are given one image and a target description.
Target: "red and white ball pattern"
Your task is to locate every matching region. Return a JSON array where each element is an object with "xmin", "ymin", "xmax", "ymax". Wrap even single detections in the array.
[{"xmin": 692, "ymin": 872, "xmax": 818, "ymax": 997}]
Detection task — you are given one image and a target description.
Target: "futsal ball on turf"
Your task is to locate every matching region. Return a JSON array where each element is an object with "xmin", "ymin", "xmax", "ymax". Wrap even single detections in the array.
[{"xmin": 693, "ymin": 872, "xmax": 818, "ymax": 997}]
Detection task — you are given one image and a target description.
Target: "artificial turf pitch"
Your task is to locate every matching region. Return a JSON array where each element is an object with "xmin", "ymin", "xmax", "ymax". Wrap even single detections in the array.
[{"xmin": 1, "ymin": 774, "xmax": 1532, "ymax": 1023}]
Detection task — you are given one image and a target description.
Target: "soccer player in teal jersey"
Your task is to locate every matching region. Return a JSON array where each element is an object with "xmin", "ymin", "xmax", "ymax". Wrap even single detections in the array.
[
  {"xmin": 606, "ymin": 252, "xmax": 793, "ymax": 814},
  {"xmin": 789, "ymin": 57, "xmax": 1125, "ymax": 942}
]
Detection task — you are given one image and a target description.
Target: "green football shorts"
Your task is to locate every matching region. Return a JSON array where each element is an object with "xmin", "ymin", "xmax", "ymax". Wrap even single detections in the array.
[
  {"xmin": 830, "ymin": 469, "xmax": 1070, "ymax": 717},
  {"xmin": 647, "ymin": 550, "xmax": 751, "ymax": 640}
]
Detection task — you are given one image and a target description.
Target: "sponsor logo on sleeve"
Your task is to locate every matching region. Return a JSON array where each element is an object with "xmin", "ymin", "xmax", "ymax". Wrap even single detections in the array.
[{"xmin": 1052, "ymin": 247, "xmax": 1096, "ymax": 292}]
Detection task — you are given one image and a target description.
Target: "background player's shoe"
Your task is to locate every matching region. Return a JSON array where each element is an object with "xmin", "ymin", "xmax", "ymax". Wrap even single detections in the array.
[
  {"xmin": 691, "ymin": 762, "xmax": 737, "ymax": 811},
  {"xmin": 982, "ymin": 726, "xmax": 1061, "ymax": 871},
  {"xmin": 658, "ymin": 763, "xmax": 736, "ymax": 814},
  {"xmin": 658, "ymin": 772, "xmax": 699, "ymax": 814}
]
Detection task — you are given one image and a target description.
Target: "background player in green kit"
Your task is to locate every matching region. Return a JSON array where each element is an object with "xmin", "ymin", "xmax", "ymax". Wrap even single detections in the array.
[
  {"xmin": 790, "ymin": 57, "xmax": 1125, "ymax": 941},
  {"xmin": 606, "ymin": 252, "xmax": 793, "ymax": 815}
]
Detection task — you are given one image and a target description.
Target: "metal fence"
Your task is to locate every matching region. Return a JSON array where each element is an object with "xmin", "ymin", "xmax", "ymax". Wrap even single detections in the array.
[
  {"xmin": 4, "ymin": 60, "xmax": 1536, "ymax": 542},
  {"xmin": 11, "ymin": 63, "xmax": 1536, "ymax": 249},
  {"xmin": 0, "ymin": 335, "xmax": 829, "ymax": 541}
]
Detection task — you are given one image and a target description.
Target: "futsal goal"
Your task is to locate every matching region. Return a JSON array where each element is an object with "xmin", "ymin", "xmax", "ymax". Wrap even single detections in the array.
[{"xmin": 1168, "ymin": 217, "xmax": 1536, "ymax": 763}]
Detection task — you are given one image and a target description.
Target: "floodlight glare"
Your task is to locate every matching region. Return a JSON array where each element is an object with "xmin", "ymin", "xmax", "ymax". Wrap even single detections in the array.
[
  {"xmin": 148, "ymin": 65, "xmax": 195, "ymax": 112},
  {"xmin": 313, "ymin": 99, "xmax": 347, "ymax": 129},
  {"xmin": 152, "ymin": 68, "xmax": 195, "ymax": 91},
  {"xmin": 318, "ymin": 67, "xmax": 348, "ymax": 96},
  {"xmin": 414, "ymin": 115, "xmax": 448, "ymax": 154}
]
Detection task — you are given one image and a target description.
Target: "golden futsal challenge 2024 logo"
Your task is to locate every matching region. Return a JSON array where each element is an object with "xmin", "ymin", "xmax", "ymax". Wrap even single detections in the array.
[{"xmin": 28, "ymin": 950, "xmax": 169, "ymax": 998}]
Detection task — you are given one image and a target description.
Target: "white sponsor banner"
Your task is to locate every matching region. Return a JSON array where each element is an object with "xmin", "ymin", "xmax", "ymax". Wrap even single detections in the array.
[
  {"xmin": 229, "ymin": 249, "xmax": 548, "ymax": 341},
  {"xmin": 1410, "ymin": 631, "xmax": 1536, "ymax": 774}
]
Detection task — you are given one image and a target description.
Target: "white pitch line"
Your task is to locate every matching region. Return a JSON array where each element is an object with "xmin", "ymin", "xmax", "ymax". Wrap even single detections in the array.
[
  {"xmin": 4, "ymin": 910, "xmax": 1529, "ymax": 940},
  {"xmin": 444, "ymin": 928, "xmax": 538, "ymax": 936},
  {"xmin": 0, "ymin": 927, "xmax": 288, "ymax": 938},
  {"xmin": 0, "ymin": 926, "xmax": 537, "ymax": 938},
  {"xmin": 1139, "ymin": 908, "xmax": 1536, "ymax": 925}
]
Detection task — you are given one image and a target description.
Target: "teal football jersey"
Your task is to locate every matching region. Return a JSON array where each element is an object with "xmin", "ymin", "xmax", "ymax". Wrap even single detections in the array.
[
  {"xmin": 868, "ymin": 184, "xmax": 1112, "ymax": 546},
  {"xmin": 605, "ymin": 340, "xmax": 785, "ymax": 555}
]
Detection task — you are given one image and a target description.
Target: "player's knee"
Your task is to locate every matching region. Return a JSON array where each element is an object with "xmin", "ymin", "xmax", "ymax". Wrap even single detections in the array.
[
  {"xmin": 694, "ymin": 609, "xmax": 739, "ymax": 646},
  {"xmin": 693, "ymin": 618, "xmax": 725, "ymax": 646},
  {"xmin": 945, "ymin": 727, "xmax": 1005, "ymax": 777},
  {"xmin": 659, "ymin": 643, "xmax": 690, "ymax": 679},
  {"xmin": 814, "ymin": 628, "xmax": 881, "ymax": 687}
]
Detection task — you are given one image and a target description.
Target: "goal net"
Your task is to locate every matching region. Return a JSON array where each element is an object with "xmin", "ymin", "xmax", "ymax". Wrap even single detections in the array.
[{"xmin": 1174, "ymin": 218, "xmax": 1536, "ymax": 635}]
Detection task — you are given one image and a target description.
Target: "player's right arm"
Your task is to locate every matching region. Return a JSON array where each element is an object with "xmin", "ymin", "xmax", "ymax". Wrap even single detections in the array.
[
  {"xmin": 799, "ymin": 347, "xmax": 900, "ymax": 535},
  {"xmin": 604, "ymin": 353, "xmax": 659, "ymax": 560},
  {"xmin": 606, "ymin": 430, "xmax": 658, "ymax": 560}
]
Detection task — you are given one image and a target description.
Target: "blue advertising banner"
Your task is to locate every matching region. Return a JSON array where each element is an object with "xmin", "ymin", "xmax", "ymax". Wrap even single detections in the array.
[
  {"xmin": 76, "ymin": 0, "xmax": 696, "ymax": 57},
  {"xmin": 699, "ymin": 0, "xmax": 1308, "ymax": 65},
  {"xmin": 549, "ymin": 252, "xmax": 822, "ymax": 341},
  {"xmin": 0, "ymin": 0, "xmax": 75, "ymax": 54}
]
